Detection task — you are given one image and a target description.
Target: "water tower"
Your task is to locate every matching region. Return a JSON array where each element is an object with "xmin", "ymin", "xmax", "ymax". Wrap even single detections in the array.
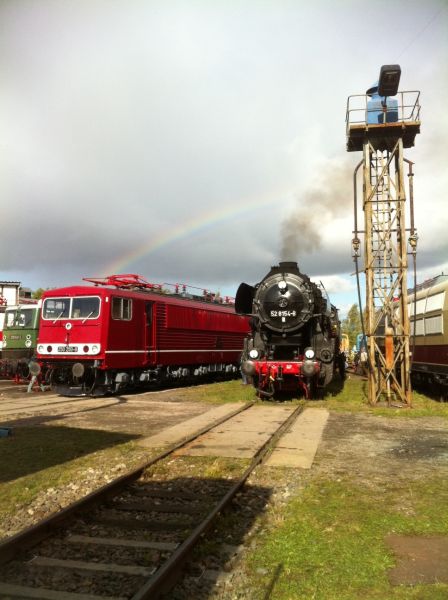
[{"xmin": 346, "ymin": 65, "xmax": 421, "ymax": 405}]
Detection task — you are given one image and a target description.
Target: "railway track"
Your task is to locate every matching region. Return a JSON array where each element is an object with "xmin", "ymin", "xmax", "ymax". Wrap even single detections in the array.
[{"xmin": 0, "ymin": 401, "xmax": 303, "ymax": 599}]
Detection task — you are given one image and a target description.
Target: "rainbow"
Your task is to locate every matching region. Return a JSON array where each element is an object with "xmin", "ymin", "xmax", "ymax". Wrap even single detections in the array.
[{"xmin": 105, "ymin": 191, "xmax": 284, "ymax": 275}]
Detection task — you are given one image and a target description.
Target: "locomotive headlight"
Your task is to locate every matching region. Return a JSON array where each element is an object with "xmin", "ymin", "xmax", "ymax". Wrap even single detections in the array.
[
  {"xmin": 38, "ymin": 345, "xmax": 44, "ymax": 353},
  {"xmin": 249, "ymin": 349, "xmax": 259, "ymax": 359},
  {"xmin": 92, "ymin": 344, "xmax": 99, "ymax": 354},
  {"xmin": 278, "ymin": 280, "xmax": 287, "ymax": 293},
  {"xmin": 25, "ymin": 339, "xmax": 32, "ymax": 348},
  {"xmin": 304, "ymin": 347, "xmax": 315, "ymax": 359}
]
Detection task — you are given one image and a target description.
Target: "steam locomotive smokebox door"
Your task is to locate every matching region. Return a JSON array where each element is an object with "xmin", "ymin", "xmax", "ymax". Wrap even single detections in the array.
[
  {"xmin": 256, "ymin": 273, "xmax": 314, "ymax": 333},
  {"xmin": 261, "ymin": 283, "xmax": 304, "ymax": 330}
]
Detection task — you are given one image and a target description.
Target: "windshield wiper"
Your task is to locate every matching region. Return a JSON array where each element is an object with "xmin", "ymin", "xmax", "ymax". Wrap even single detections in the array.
[
  {"xmin": 82, "ymin": 310, "xmax": 95, "ymax": 324},
  {"xmin": 52, "ymin": 311, "xmax": 65, "ymax": 324}
]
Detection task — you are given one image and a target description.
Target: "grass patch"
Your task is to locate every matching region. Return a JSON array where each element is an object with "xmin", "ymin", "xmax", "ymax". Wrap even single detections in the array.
[
  {"xmin": 313, "ymin": 377, "xmax": 448, "ymax": 418},
  {"xmin": 190, "ymin": 378, "xmax": 448, "ymax": 418},
  {"xmin": 245, "ymin": 475, "xmax": 448, "ymax": 599},
  {"xmin": 0, "ymin": 425, "xmax": 143, "ymax": 524},
  {"xmin": 180, "ymin": 379, "xmax": 257, "ymax": 405}
]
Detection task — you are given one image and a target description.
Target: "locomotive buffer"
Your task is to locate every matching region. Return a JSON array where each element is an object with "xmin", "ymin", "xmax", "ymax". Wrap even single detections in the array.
[{"xmin": 346, "ymin": 65, "xmax": 420, "ymax": 406}]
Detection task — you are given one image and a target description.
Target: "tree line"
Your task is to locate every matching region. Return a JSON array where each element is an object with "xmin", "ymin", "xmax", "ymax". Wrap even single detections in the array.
[{"xmin": 341, "ymin": 303, "xmax": 364, "ymax": 350}]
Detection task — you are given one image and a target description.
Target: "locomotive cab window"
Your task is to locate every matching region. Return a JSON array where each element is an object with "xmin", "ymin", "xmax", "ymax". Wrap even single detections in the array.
[
  {"xmin": 111, "ymin": 297, "xmax": 132, "ymax": 321},
  {"xmin": 15, "ymin": 309, "xmax": 34, "ymax": 327},
  {"xmin": 72, "ymin": 297, "xmax": 100, "ymax": 319},
  {"xmin": 42, "ymin": 297, "xmax": 100, "ymax": 320},
  {"xmin": 43, "ymin": 298, "xmax": 70, "ymax": 320}
]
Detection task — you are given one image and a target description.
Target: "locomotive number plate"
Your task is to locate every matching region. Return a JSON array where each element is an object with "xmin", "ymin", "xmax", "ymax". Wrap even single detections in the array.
[
  {"xmin": 270, "ymin": 310, "xmax": 297, "ymax": 317},
  {"xmin": 58, "ymin": 345, "xmax": 78, "ymax": 352}
]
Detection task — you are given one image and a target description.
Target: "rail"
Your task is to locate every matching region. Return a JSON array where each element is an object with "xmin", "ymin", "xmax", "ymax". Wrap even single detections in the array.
[{"xmin": 0, "ymin": 401, "xmax": 304, "ymax": 599}]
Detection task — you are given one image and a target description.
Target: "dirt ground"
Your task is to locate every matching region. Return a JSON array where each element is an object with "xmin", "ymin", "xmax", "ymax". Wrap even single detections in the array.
[
  {"xmin": 316, "ymin": 412, "xmax": 448, "ymax": 586},
  {"xmin": 0, "ymin": 385, "xmax": 227, "ymax": 540},
  {"xmin": 226, "ymin": 410, "xmax": 448, "ymax": 596},
  {"xmin": 1, "ymin": 383, "xmax": 448, "ymax": 595},
  {"xmin": 161, "ymin": 407, "xmax": 448, "ymax": 598},
  {"xmin": 0, "ymin": 385, "xmax": 214, "ymax": 435},
  {"xmin": 315, "ymin": 411, "xmax": 448, "ymax": 483}
]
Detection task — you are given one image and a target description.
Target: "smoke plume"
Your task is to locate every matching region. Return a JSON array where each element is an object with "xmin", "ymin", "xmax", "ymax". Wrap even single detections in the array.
[{"xmin": 280, "ymin": 158, "xmax": 355, "ymax": 260}]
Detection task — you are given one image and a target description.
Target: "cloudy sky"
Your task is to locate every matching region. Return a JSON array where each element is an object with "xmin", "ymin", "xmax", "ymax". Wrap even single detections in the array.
[{"xmin": 1, "ymin": 0, "xmax": 447, "ymax": 315}]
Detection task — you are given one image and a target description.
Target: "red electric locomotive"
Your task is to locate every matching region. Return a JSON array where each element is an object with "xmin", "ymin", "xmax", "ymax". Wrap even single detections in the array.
[{"xmin": 30, "ymin": 275, "xmax": 250, "ymax": 396}]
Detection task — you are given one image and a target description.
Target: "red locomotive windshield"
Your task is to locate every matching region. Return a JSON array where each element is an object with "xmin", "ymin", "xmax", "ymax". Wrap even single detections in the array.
[{"xmin": 42, "ymin": 296, "xmax": 101, "ymax": 321}]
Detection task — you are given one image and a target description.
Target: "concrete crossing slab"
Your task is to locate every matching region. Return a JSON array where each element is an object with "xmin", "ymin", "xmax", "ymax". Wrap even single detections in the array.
[
  {"xmin": 179, "ymin": 430, "xmax": 272, "ymax": 457},
  {"xmin": 137, "ymin": 403, "xmax": 248, "ymax": 448},
  {"xmin": 265, "ymin": 407, "xmax": 329, "ymax": 468},
  {"xmin": 138, "ymin": 404, "xmax": 327, "ymax": 466},
  {"xmin": 178, "ymin": 405, "xmax": 295, "ymax": 458}
]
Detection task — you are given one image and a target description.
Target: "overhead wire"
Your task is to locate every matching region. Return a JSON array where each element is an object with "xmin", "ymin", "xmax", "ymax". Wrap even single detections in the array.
[{"xmin": 396, "ymin": 4, "xmax": 447, "ymax": 59}]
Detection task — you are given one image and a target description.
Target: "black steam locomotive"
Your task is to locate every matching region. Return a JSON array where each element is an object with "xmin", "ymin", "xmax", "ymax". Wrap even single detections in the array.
[{"xmin": 235, "ymin": 262, "xmax": 342, "ymax": 399}]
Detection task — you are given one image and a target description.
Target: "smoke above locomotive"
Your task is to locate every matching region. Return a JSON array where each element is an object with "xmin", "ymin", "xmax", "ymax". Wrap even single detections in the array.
[{"xmin": 235, "ymin": 262, "xmax": 343, "ymax": 399}]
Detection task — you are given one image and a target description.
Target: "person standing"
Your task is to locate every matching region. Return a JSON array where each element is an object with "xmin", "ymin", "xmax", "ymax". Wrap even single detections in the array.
[{"xmin": 360, "ymin": 347, "xmax": 368, "ymax": 376}]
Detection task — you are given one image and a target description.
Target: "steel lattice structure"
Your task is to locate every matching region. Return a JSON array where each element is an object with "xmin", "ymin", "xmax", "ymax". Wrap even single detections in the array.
[
  {"xmin": 363, "ymin": 139, "xmax": 411, "ymax": 404},
  {"xmin": 346, "ymin": 88, "xmax": 420, "ymax": 405}
]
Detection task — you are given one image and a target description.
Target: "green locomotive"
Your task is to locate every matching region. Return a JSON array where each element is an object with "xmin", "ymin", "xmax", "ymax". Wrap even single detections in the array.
[{"xmin": 1, "ymin": 302, "xmax": 41, "ymax": 379}]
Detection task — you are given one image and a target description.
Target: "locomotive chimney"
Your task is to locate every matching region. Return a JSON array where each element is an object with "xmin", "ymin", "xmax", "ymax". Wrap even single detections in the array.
[{"xmin": 278, "ymin": 261, "xmax": 300, "ymax": 271}]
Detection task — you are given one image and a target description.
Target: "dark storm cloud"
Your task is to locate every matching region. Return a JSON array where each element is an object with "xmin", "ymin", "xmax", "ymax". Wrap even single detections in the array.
[
  {"xmin": 0, "ymin": 0, "xmax": 447, "ymax": 295},
  {"xmin": 124, "ymin": 221, "xmax": 278, "ymax": 288},
  {"xmin": 0, "ymin": 217, "xmax": 136, "ymax": 274}
]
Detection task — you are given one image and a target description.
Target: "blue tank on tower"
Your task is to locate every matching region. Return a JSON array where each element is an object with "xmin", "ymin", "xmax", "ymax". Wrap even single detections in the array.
[{"xmin": 366, "ymin": 81, "xmax": 398, "ymax": 124}]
